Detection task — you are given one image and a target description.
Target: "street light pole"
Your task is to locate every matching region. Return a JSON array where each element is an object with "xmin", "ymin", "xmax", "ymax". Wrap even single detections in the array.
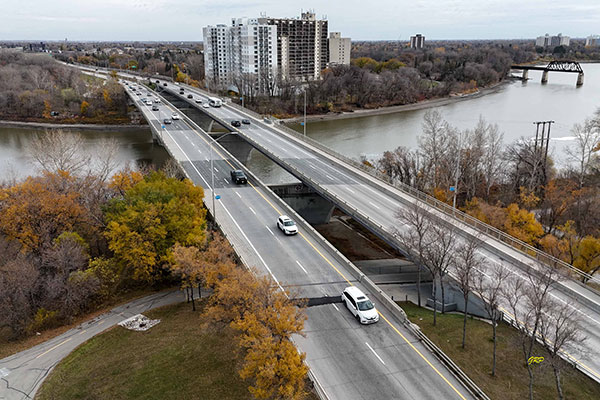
[
  {"xmin": 303, "ymin": 88, "xmax": 307, "ymax": 136},
  {"xmin": 452, "ymin": 132, "xmax": 462, "ymax": 209}
]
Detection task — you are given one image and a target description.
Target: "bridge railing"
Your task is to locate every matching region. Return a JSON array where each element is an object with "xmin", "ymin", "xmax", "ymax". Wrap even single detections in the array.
[{"xmin": 227, "ymin": 101, "xmax": 600, "ymax": 288}]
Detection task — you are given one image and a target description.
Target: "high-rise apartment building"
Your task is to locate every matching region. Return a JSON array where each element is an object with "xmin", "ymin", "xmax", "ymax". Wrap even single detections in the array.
[
  {"xmin": 536, "ymin": 33, "xmax": 570, "ymax": 48},
  {"xmin": 586, "ymin": 35, "xmax": 600, "ymax": 46},
  {"xmin": 328, "ymin": 32, "xmax": 351, "ymax": 65},
  {"xmin": 203, "ymin": 18, "xmax": 277, "ymax": 92},
  {"xmin": 265, "ymin": 12, "xmax": 328, "ymax": 81},
  {"xmin": 410, "ymin": 34, "xmax": 425, "ymax": 49}
]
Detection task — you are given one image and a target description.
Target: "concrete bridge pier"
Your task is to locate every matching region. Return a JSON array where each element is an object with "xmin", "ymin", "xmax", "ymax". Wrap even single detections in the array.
[
  {"xmin": 577, "ymin": 72, "xmax": 584, "ymax": 86},
  {"xmin": 269, "ymin": 183, "xmax": 336, "ymax": 224},
  {"xmin": 541, "ymin": 70, "xmax": 549, "ymax": 84},
  {"xmin": 522, "ymin": 69, "xmax": 528, "ymax": 80},
  {"xmin": 209, "ymin": 132, "xmax": 254, "ymax": 164}
]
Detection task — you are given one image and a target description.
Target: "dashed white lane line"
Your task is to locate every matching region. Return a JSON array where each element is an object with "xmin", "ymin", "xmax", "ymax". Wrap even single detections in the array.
[
  {"xmin": 365, "ymin": 342, "xmax": 386, "ymax": 365},
  {"xmin": 368, "ymin": 201, "xmax": 381, "ymax": 210},
  {"xmin": 235, "ymin": 191, "xmax": 242, "ymax": 198},
  {"xmin": 223, "ymin": 178, "xmax": 228, "ymax": 184},
  {"xmin": 346, "ymin": 187, "xmax": 356, "ymax": 194},
  {"xmin": 325, "ymin": 174, "xmax": 334, "ymax": 180},
  {"xmin": 35, "ymin": 338, "xmax": 72, "ymax": 359},
  {"xmin": 332, "ymin": 303, "xmax": 340, "ymax": 311},
  {"xmin": 296, "ymin": 260, "xmax": 308, "ymax": 274},
  {"xmin": 266, "ymin": 226, "xmax": 275, "ymax": 236},
  {"xmin": 309, "ymin": 164, "xmax": 317, "ymax": 169},
  {"xmin": 248, "ymin": 207, "xmax": 257, "ymax": 215},
  {"xmin": 214, "ymin": 167, "xmax": 219, "ymax": 172}
]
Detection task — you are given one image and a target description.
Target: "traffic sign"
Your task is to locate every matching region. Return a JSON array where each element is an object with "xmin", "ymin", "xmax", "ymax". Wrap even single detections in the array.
[{"xmin": 215, "ymin": 195, "xmax": 221, "ymax": 200}]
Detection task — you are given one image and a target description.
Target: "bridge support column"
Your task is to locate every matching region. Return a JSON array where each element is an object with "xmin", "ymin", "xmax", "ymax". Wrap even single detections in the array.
[
  {"xmin": 577, "ymin": 72, "xmax": 584, "ymax": 86},
  {"xmin": 541, "ymin": 70, "xmax": 549, "ymax": 84},
  {"xmin": 522, "ymin": 70, "xmax": 528, "ymax": 80},
  {"xmin": 209, "ymin": 133, "xmax": 254, "ymax": 164},
  {"xmin": 269, "ymin": 183, "xmax": 336, "ymax": 224}
]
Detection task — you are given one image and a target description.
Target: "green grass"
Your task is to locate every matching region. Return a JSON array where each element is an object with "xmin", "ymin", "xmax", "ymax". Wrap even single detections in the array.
[
  {"xmin": 398, "ymin": 302, "xmax": 600, "ymax": 399},
  {"xmin": 36, "ymin": 301, "xmax": 266, "ymax": 400}
]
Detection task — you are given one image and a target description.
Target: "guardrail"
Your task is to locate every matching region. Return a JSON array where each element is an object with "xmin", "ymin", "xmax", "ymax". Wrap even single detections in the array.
[{"xmin": 224, "ymin": 101, "xmax": 600, "ymax": 288}]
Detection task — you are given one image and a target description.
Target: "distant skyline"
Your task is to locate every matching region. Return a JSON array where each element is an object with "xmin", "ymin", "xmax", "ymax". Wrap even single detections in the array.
[{"xmin": 2, "ymin": 0, "xmax": 600, "ymax": 41}]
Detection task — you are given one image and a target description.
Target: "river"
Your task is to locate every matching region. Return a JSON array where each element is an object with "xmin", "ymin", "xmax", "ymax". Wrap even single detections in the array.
[
  {"xmin": 0, "ymin": 127, "xmax": 170, "ymax": 181},
  {"xmin": 1, "ymin": 64, "xmax": 599, "ymax": 183}
]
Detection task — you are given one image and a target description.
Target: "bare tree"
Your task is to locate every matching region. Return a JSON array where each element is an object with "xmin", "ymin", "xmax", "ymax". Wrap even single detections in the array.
[
  {"xmin": 476, "ymin": 262, "xmax": 510, "ymax": 376},
  {"xmin": 454, "ymin": 236, "xmax": 483, "ymax": 348},
  {"xmin": 539, "ymin": 298, "xmax": 586, "ymax": 400},
  {"xmin": 480, "ymin": 121, "xmax": 504, "ymax": 199},
  {"xmin": 28, "ymin": 129, "xmax": 91, "ymax": 175},
  {"xmin": 423, "ymin": 222, "xmax": 457, "ymax": 325},
  {"xmin": 395, "ymin": 201, "xmax": 432, "ymax": 307},
  {"xmin": 418, "ymin": 110, "xmax": 452, "ymax": 190},
  {"xmin": 566, "ymin": 118, "xmax": 600, "ymax": 188},
  {"xmin": 503, "ymin": 264, "xmax": 559, "ymax": 400}
]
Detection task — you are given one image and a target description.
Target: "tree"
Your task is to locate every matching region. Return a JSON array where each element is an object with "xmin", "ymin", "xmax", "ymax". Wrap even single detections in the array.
[
  {"xmin": 538, "ymin": 299, "xmax": 586, "ymax": 400},
  {"xmin": 27, "ymin": 129, "xmax": 91, "ymax": 175},
  {"xmin": 573, "ymin": 235, "xmax": 600, "ymax": 281},
  {"xmin": 395, "ymin": 201, "xmax": 432, "ymax": 307},
  {"xmin": 454, "ymin": 236, "xmax": 483, "ymax": 348},
  {"xmin": 418, "ymin": 110, "xmax": 452, "ymax": 190},
  {"xmin": 104, "ymin": 172, "xmax": 207, "ymax": 283},
  {"xmin": 503, "ymin": 264, "xmax": 558, "ymax": 400},
  {"xmin": 567, "ymin": 118, "xmax": 600, "ymax": 188},
  {"xmin": 172, "ymin": 245, "xmax": 204, "ymax": 311},
  {"xmin": 80, "ymin": 100, "xmax": 89, "ymax": 116},
  {"xmin": 475, "ymin": 262, "xmax": 509, "ymax": 376}
]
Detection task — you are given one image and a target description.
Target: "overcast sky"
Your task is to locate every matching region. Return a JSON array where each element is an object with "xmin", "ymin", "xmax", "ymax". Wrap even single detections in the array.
[{"xmin": 2, "ymin": 0, "xmax": 599, "ymax": 41}]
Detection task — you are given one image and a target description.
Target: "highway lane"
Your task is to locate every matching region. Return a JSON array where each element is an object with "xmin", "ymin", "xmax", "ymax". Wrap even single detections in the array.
[
  {"xmin": 125, "ymin": 84, "xmax": 476, "ymax": 399},
  {"xmin": 156, "ymin": 81, "xmax": 600, "ymax": 382}
]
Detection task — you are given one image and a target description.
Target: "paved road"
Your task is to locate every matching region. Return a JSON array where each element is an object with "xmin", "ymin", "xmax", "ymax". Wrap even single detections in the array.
[
  {"xmin": 0, "ymin": 290, "xmax": 185, "ymax": 400},
  {"xmin": 151, "ymin": 80, "xmax": 600, "ymax": 384},
  {"xmin": 120, "ymin": 84, "xmax": 477, "ymax": 399}
]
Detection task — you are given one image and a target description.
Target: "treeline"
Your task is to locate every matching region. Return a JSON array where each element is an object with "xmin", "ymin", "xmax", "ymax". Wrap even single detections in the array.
[
  {"xmin": 0, "ymin": 129, "xmax": 310, "ymax": 399},
  {"xmin": 0, "ymin": 53, "xmax": 130, "ymax": 123},
  {"xmin": 375, "ymin": 109, "xmax": 600, "ymax": 279}
]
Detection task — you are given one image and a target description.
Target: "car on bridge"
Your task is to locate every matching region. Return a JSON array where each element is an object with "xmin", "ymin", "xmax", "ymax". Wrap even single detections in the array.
[
  {"xmin": 242, "ymin": 119, "xmax": 251, "ymax": 125},
  {"xmin": 163, "ymin": 118, "xmax": 172, "ymax": 124},
  {"xmin": 152, "ymin": 105, "xmax": 159, "ymax": 111},
  {"xmin": 231, "ymin": 120, "xmax": 242, "ymax": 127},
  {"xmin": 179, "ymin": 89, "xmax": 185, "ymax": 94},
  {"xmin": 163, "ymin": 83, "xmax": 168, "ymax": 87},
  {"xmin": 145, "ymin": 100, "xmax": 153, "ymax": 106},
  {"xmin": 195, "ymin": 99, "xmax": 202, "ymax": 104},
  {"xmin": 230, "ymin": 169, "xmax": 247, "ymax": 184},
  {"xmin": 342, "ymin": 286, "xmax": 379, "ymax": 324},
  {"xmin": 171, "ymin": 113, "xmax": 180, "ymax": 120},
  {"xmin": 277, "ymin": 215, "xmax": 298, "ymax": 235},
  {"xmin": 187, "ymin": 94, "xmax": 193, "ymax": 99}
]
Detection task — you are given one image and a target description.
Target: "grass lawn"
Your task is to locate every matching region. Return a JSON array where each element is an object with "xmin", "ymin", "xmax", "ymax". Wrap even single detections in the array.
[
  {"xmin": 36, "ymin": 301, "xmax": 318, "ymax": 400},
  {"xmin": 398, "ymin": 301, "xmax": 600, "ymax": 399}
]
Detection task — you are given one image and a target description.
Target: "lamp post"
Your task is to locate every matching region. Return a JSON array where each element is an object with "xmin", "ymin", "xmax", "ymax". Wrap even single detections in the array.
[
  {"xmin": 209, "ymin": 131, "xmax": 236, "ymax": 226},
  {"xmin": 303, "ymin": 88, "xmax": 307, "ymax": 136},
  {"xmin": 452, "ymin": 132, "xmax": 462, "ymax": 209}
]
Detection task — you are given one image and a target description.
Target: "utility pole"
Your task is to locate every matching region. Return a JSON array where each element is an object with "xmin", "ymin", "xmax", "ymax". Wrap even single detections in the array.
[{"xmin": 532, "ymin": 120, "xmax": 555, "ymax": 167}]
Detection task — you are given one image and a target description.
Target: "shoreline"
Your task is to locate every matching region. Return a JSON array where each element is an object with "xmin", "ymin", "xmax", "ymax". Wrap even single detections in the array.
[
  {"xmin": 0, "ymin": 120, "xmax": 148, "ymax": 131},
  {"xmin": 281, "ymin": 79, "xmax": 515, "ymax": 124}
]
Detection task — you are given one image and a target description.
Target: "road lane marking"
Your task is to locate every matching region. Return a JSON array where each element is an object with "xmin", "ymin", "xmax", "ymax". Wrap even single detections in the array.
[
  {"xmin": 309, "ymin": 164, "xmax": 316, "ymax": 169},
  {"xmin": 248, "ymin": 207, "xmax": 257, "ymax": 215},
  {"xmin": 332, "ymin": 304, "xmax": 340, "ymax": 311},
  {"xmin": 368, "ymin": 201, "xmax": 381, "ymax": 210},
  {"xmin": 79, "ymin": 330, "xmax": 87, "ymax": 335},
  {"xmin": 213, "ymin": 167, "xmax": 219, "ymax": 172},
  {"xmin": 235, "ymin": 191, "xmax": 242, "ymax": 198},
  {"xmin": 346, "ymin": 187, "xmax": 356, "ymax": 194},
  {"xmin": 97, "ymin": 320, "xmax": 105, "ymax": 325},
  {"xmin": 265, "ymin": 226, "xmax": 276, "ymax": 236},
  {"xmin": 296, "ymin": 260, "xmax": 308, "ymax": 274},
  {"xmin": 365, "ymin": 342, "xmax": 386, "ymax": 365},
  {"xmin": 35, "ymin": 338, "xmax": 72, "ymax": 359},
  {"xmin": 325, "ymin": 174, "xmax": 334, "ymax": 180},
  {"xmin": 298, "ymin": 232, "xmax": 352, "ymax": 285}
]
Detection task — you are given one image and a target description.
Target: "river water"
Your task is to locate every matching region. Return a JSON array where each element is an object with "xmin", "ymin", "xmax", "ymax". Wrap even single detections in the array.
[
  {"xmin": 1, "ymin": 64, "xmax": 598, "ymax": 182},
  {"xmin": 0, "ymin": 127, "xmax": 170, "ymax": 181}
]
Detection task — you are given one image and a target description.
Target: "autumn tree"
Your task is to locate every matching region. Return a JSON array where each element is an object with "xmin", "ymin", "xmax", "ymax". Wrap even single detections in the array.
[
  {"xmin": 104, "ymin": 171, "xmax": 207, "ymax": 283},
  {"xmin": 573, "ymin": 236, "xmax": 600, "ymax": 281},
  {"xmin": 172, "ymin": 244, "xmax": 205, "ymax": 310}
]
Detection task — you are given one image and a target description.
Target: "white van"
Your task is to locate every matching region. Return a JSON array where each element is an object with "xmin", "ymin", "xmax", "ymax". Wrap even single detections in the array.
[
  {"xmin": 208, "ymin": 97, "xmax": 222, "ymax": 107},
  {"xmin": 341, "ymin": 287, "xmax": 379, "ymax": 324}
]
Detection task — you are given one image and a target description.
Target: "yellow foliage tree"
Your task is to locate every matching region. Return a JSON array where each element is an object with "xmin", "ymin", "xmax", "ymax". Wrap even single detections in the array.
[
  {"xmin": 573, "ymin": 236, "xmax": 600, "ymax": 281},
  {"xmin": 43, "ymin": 100, "xmax": 52, "ymax": 118},
  {"xmin": 80, "ymin": 100, "xmax": 90, "ymax": 116},
  {"xmin": 109, "ymin": 169, "xmax": 144, "ymax": 196},
  {"xmin": 504, "ymin": 203, "xmax": 545, "ymax": 245}
]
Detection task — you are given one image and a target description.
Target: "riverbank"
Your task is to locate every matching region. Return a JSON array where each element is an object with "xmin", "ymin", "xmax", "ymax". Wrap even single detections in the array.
[
  {"xmin": 0, "ymin": 120, "xmax": 147, "ymax": 131},
  {"xmin": 281, "ymin": 79, "xmax": 514, "ymax": 124}
]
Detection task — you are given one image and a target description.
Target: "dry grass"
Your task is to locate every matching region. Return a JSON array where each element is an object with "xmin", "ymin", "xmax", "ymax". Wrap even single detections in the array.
[
  {"xmin": 398, "ymin": 301, "xmax": 600, "ymax": 399},
  {"xmin": 36, "ymin": 301, "xmax": 318, "ymax": 400}
]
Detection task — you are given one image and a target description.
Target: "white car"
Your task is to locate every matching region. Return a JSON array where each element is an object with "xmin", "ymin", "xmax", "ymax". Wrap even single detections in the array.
[
  {"xmin": 171, "ymin": 113, "xmax": 180, "ymax": 120},
  {"xmin": 202, "ymin": 103, "xmax": 210, "ymax": 108},
  {"xmin": 341, "ymin": 286, "xmax": 379, "ymax": 324},
  {"xmin": 277, "ymin": 215, "xmax": 298, "ymax": 235},
  {"xmin": 145, "ymin": 100, "xmax": 153, "ymax": 106}
]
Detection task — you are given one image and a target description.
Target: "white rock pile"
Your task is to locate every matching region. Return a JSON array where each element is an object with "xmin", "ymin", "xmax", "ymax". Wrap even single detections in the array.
[{"xmin": 118, "ymin": 314, "xmax": 161, "ymax": 332}]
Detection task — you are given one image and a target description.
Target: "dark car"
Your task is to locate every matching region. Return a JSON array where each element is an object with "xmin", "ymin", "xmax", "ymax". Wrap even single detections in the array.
[
  {"xmin": 241, "ymin": 119, "xmax": 251, "ymax": 125},
  {"xmin": 187, "ymin": 94, "xmax": 193, "ymax": 99},
  {"xmin": 152, "ymin": 105, "xmax": 159, "ymax": 111},
  {"xmin": 230, "ymin": 170, "xmax": 247, "ymax": 184},
  {"xmin": 163, "ymin": 82, "xmax": 167, "ymax": 86},
  {"xmin": 179, "ymin": 89, "xmax": 185, "ymax": 94},
  {"xmin": 155, "ymin": 80, "xmax": 160, "ymax": 83},
  {"xmin": 231, "ymin": 120, "xmax": 242, "ymax": 127}
]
